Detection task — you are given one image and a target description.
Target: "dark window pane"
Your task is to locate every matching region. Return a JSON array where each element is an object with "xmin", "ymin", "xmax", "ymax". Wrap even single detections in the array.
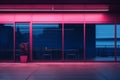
[
  {"xmin": 32, "ymin": 24, "xmax": 62, "ymax": 60},
  {"xmin": 86, "ymin": 24, "xmax": 96, "ymax": 60},
  {"xmin": 64, "ymin": 24, "xmax": 84, "ymax": 60},
  {"xmin": 0, "ymin": 24, "xmax": 14, "ymax": 60}
]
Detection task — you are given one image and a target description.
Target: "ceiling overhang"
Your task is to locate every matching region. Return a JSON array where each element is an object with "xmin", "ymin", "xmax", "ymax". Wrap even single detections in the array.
[{"xmin": 0, "ymin": 5, "xmax": 109, "ymax": 12}]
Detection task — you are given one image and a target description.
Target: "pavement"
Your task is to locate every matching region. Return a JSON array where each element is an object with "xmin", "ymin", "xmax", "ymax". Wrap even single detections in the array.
[{"xmin": 0, "ymin": 62, "xmax": 120, "ymax": 80}]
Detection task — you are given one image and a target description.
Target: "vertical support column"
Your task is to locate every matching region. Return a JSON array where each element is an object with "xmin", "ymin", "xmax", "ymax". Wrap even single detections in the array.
[
  {"xmin": 62, "ymin": 23, "xmax": 64, "ymax": 61},
  {"xmin": 114, "ymin": 17, "xmax": 117, "ymax": 62},
  {"xmin": 84, "ymin": 22, "xmax": 86, "ymax": 61},
  {"xmin": 13, "ymin": 22, "xmax": 16, "ymax": 61},
  {"xmin": 30, "ymin": 22, "xmax": 32, "ymax": 62}
]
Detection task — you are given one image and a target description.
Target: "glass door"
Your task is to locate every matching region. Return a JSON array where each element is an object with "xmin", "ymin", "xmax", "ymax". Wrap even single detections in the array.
[{"xmin": 15, "ymin": 23, "xmax": 30, "ymax": 61}]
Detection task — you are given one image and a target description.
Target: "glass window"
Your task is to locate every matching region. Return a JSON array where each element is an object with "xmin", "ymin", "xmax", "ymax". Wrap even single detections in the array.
[
  {"xmin": 86, "ymin": 24, "xmax": 115, "ymax": 61},
  {"xmin": 15, "ymin": 23, "xmax": 30, "ymax": 61},
  {"xmin": 117, "ymin": 24, "xmax": 120, "ymax": 61},
  {"xmin": 64, "ymin": 24, "xmax": 84, "ymax": 60},
  {"xmin": 0, "ymin": 24, "xmax": 14, "ymax": 60},
  {"xmin": 86, "ymin": 24, "xmax": 96, "ymax": 61},
  {"xmin": 96, "ymin": 24, "xmax": 114, "ymax": 48},
  {"xmin": 32, "ymin": 24, "xmax": 62, "ymax": 60}
]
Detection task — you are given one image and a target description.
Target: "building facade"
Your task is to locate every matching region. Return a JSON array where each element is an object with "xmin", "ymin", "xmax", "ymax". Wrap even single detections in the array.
[{"xmin": 0, "ymin": 4, "xmax": 120, "ymax": 62}]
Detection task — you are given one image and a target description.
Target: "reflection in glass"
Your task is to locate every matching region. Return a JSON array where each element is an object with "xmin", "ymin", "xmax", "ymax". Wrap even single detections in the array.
[
  {"xmin": 0, "ymin": 24, "xmax": 14, "ymax": 60},
  {"xmin": 117, "ymin": 25, "xmax": 120, "ymax": 61},
  {"xmin": 86, "ymin": 24, "xmax": 114, "ymax": 61},
  {"xmin": 15, "ymin": 23, "xmax": 29, "ymax": 61},
  {"xmin": 64, "ymin": 24, "xmax": 84, "ymax": 60},
  {"xmin": 32, "ymin": 24, "xmax": 62, "ymax": 60}
]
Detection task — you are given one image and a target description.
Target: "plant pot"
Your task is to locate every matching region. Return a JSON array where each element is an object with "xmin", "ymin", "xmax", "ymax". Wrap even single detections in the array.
[{"xmin": 20, "ymin": 55, "xmax": 28, "ymax": 63}]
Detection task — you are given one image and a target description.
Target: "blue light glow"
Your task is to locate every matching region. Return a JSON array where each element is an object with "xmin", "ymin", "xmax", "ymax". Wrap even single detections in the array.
[
  {"xmin": 117, "ymin": 25, "xmax": 120, "ymax": 47},
  {"xmin": 96, "ymin": 24, "xmax": 114, "ymax": 48},
  {"xmin": 32, "ymin": 24, "xmax": 59, "ymax": 35}
]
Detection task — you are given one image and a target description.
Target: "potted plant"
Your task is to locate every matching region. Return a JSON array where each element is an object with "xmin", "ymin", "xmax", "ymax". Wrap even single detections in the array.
[{"xmin": 20, "ymin": 43, "xmax": 28, "ymax": 63}]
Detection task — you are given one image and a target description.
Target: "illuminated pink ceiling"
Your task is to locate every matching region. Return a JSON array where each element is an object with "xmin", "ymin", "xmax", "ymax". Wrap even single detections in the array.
[{"xmin": 0, "ymin": 13, "xmax": 116, "ymax": 23}]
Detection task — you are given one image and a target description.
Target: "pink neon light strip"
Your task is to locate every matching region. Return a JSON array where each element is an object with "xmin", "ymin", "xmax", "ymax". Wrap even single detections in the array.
[{"xmin": 0, "ymin": 9, "xmax": 109, "ymax": 12}]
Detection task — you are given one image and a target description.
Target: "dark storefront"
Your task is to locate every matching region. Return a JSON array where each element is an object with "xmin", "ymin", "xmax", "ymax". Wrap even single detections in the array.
[{"xmin": 0, "ymin": 3, "xmax": 120, "ymax": 62}]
